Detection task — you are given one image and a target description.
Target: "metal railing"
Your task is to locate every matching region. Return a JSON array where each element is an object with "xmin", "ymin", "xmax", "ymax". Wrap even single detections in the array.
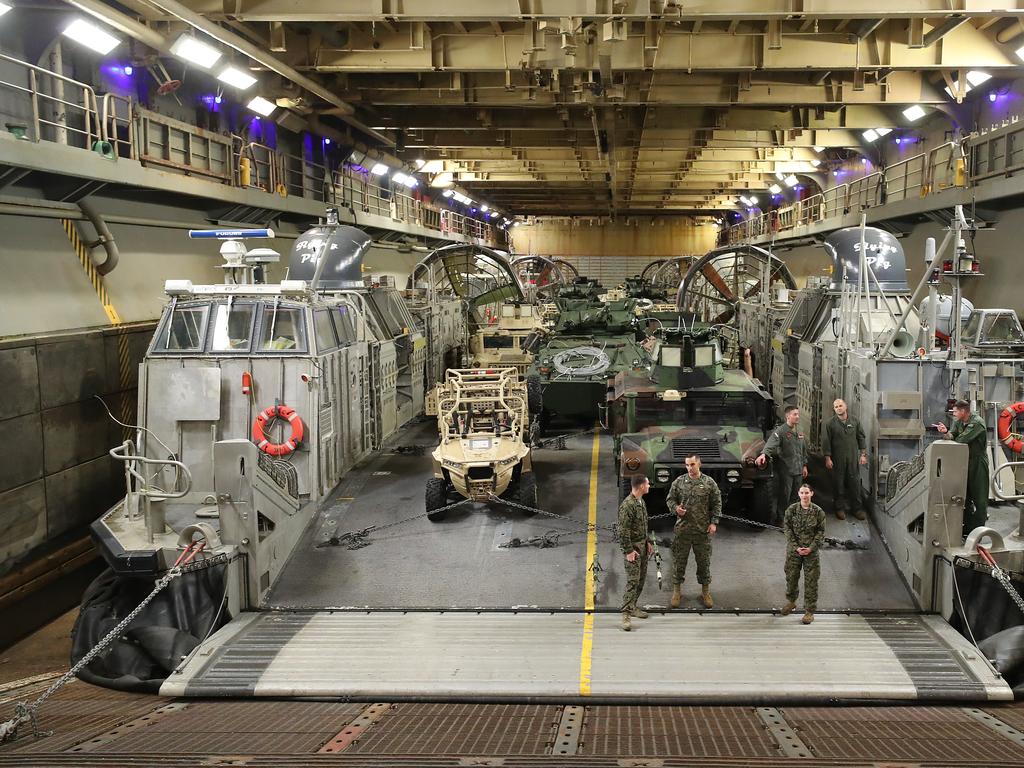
[
  {"xmin": 100, "ymin": 93, "xmax": 133, "ymax": 159},
  {"xmin": 138, "ymin": 107, "xmax": 231, "ymax": 180},
  {"xmin": 969, "ymin": 120, "xmax": 1024, "ymax": 183},
  {"xmin": 724, "ymin": 142, "xmax": 966, "ymax": 244}
]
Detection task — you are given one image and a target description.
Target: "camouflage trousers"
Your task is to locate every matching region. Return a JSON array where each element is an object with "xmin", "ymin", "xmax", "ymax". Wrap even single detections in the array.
[
  {"xmin": 784, "ymin": 549, "xmax": 820, "ymax": 612},
  {"xmin": 672, "ymin": 530, "xmax": 712, "ymax": 586},
  {"xmin": 621, "ymin": 551, "xmax": 649, "ymax": 614}
]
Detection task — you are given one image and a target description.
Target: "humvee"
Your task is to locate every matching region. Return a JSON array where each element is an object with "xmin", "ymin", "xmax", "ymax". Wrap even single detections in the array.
[{"xmin": 468, "ymin": 302, "xmax": 547, "ymax": 379}]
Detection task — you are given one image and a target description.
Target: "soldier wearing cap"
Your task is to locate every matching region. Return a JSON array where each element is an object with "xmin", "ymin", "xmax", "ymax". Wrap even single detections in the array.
[
  {"xmin": 933, "ymin": 400, "xmax": 989, "ymax": 536},
  {"xmin": 755, "ymin": 405, "xmax": 808, "ymax": 522}
]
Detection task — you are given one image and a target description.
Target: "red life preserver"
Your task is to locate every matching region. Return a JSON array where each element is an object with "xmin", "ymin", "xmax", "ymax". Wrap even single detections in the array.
[
  {"xmin": 998, "ymin": 402, "xmax": 1024, "ymax": 454},
  {"xmin": 253, "ymin": 404, "xmax": 304, "ymax": 456}
]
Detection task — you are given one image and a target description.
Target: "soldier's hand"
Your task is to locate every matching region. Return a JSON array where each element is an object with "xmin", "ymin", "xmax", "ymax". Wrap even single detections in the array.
[
  {"xmin": 933, "ymin": 422, "xmax": 948, "ymax": 434},
  {"xmin": 755, "ymin": 454, "xmax": 767, "ymax": 468},
  {"xmin": 626, "ymin": 550, "xmax": 638, "ymax": 563},
  {"xmin": 708, "ymin": 523, "xmax": 717, "ymax": 536},
  {"xmin": 676, "ymin": 505, "xmax": 686, "ymax": 517},
  {"xmin": 824, "ymin": 457, "xmax": 833, "ymax": 470},
  {"xmin": 801, "ymin": 465, "xmax": 808, "ymax": 479},
  {"xmin": 646, "ymin": 541, "xmax": 654, "ymax": 556},
  {"xmin": 859, "ymin": 454, "xmax": 868, "ymax": 466},
  {"xmin": 797, "ymin": 546, "xmax": 811, "ymax": 556}
]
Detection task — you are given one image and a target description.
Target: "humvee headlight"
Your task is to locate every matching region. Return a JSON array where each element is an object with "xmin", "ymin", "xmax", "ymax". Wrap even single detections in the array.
[
  {"xmin": 726, "ymin": 469, "xmax": 740, "ymax": 483},
  {"xmin": 499, "ymin": 456, "xmax": 518, "ymax": 466},
  {"xmin": 655, "ymin": 468, "xmax": 670, "ymax": 483},
  {"xmin": 442, "ymin": 459, "xmax": 464, "ymax": 469},
  {"xmin": 625, "ymin": 457, "xmax": 641, "ymax": 471}
]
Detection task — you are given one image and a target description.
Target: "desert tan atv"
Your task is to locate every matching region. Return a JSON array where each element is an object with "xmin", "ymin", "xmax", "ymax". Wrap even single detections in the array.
[
  {"xmin": 468, "ymin": 302, "xmax": 547, "ymax": 379},
  {"xmin": 427, "ymin": 368, "xmax": 537, "ymax": 521}
]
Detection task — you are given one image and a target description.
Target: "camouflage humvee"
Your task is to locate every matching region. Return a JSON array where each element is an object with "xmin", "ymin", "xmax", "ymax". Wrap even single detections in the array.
[
  {"xmin": 428, "ymin": 368, "xmax": 536, "ymax": 520},
  {"xmin": 608, "ymin": 326, "xmax": 776, "ymax": 522},
  {"xmin": 468, "ymin": 301, "xmax": 546, "ymax": 379}
]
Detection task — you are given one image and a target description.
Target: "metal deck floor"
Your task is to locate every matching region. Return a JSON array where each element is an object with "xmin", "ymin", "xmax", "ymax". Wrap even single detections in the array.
[{"xmin": 267, "ymin": 420, "xmax": 915, "ymax": 611}]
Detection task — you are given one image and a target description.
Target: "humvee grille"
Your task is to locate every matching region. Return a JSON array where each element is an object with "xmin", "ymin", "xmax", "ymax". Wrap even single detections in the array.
[{"xmin": 669, "ymin": 438, "xmax": 722, "ymax": 461}]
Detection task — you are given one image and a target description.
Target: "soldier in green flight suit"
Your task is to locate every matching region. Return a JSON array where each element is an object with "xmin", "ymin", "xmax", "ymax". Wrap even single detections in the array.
[
  {"xmin": 933, "ymin": 399, "xmax": 989, "ymax": 536},
  {"xmin": 781, "ymin": 483, "xmax": 826, "ymax": 625},
  {"xmin": 666, "ymin": 455, "xmax": 722, "ymax": 609},
  {"xmin": 618, "ymin": 474, "xmax": 654, "ymax": 632},
  {"xmin": 822, "ymin": 398, "xmax": 868, "ymax": 521},
  {"xmin": 755, "ymin": 405, "xmax": 808, "ymax": 523}
]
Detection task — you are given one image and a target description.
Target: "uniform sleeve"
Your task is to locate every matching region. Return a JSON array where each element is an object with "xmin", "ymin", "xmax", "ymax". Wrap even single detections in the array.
[
  {"xmin": 949, "ymin": 420, "xmax": 963, "ymax": 440},
  {"xmin": 953, "ymin": 419, "xmax": 986, "ymax": 445},
  {"xmin": 856, "ymin": 419, "xmax": 867, "ymax": 451},
  {"xmin": 783, "ymin": 504, "xmax": 797, "ymax": 548},
  {"xmin": 811, "ymin": 507, "xmax": 826, "ymax": 552},
  {"xmin": 799, "ymin": 434, "xmax": 808, "ymax": 467},
  {"xmin": 666, "ymin": 477, "xmax": 682, "ymax": 512},
  {"xmin": 617, "ymin": 501, "xmax": 638, "ymax": 555},
  {"xmin": 763, "ymin": 426, "xmax": 782, "ymax": 459},
  {"xmin": 709, "ymin": 480, "xmax": 722, "ymax": 524},
  {"xmin": 821, "ymin": 419, "xmax": 833, "ymax": 458}
]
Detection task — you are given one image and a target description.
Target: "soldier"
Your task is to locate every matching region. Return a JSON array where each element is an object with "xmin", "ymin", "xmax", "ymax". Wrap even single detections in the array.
[
  {"xmin": 618, "ymin": 474, "xmax": 654, "ymax": 632},
  {"xmin": 933, "ymin": 400, "xmax": 989, "ymax": 536},
  {"xmin": 781, "ymin": 483, "xmax": 825, "ymax": 625},
  {"xmin": 822, "ymin": 399, "xmax": 868, "ymax": 521},
  {"xmin": 666, "ymin": 455, "xmax": 722, "ymax": 609},
  {"xmin": 755, "ymin": 405, "xmax": 808, "ymax": 522}
]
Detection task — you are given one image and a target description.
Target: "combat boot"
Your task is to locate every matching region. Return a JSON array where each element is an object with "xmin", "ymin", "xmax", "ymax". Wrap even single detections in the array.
[
  {"xmin": 853, "ymin": 509, "xmax": 867, "ymax": 521},
  {"xmin": 781, "ymin": 601, "xmax": 796, "ymax": 615},
  {"xmin": 670, "ymin": 584, "xmax": 681, "ymax": 608},
  {"xmin": 801, "ymin": 612, "xmax": 814, "ymax": 625},
  {"xmin": 835, "ymin": 508, "xmax": 847, "ymax": 520},
  {"xmin": 701, "ymin": 585, "xmax": 713, "ymax": 609},
  {"xmin": 631, "ymin": 607, "xmax": 649, "ymax": 619},
  {"xmin": 620, "ymin": 613, "xmax": 632, "ymax": 631}
]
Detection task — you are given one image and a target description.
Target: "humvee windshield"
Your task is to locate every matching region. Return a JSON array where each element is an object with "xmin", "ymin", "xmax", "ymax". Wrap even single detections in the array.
[
  {"xmin": 634, "ymin": 394, "xmax": 763, "ymax": 430},
  {"xmin": 483, "ymin": 336, "xmax": 515, "ymax": 349}
]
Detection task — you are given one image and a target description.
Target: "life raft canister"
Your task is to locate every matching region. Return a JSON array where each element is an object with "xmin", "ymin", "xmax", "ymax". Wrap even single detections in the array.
[
  {"xmin": 253, "ymin": 404, "xmax": 304, "ymax": 456},
  {"xmin": 998, "ymin": 401, "xmax": 1024, "ymax": 454}
]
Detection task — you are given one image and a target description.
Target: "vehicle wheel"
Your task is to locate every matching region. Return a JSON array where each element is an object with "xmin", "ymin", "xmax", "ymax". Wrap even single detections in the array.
[
  {"xmin": 527, "ymin": 376, "xmax": 544, "ymax": 415},
  {"xmin": 426, "ymin": 477, "xmax": 449, "ymax": 521},
  {"xmin": 515, "ymin": 471, "xmax": 538, "ymax": 514},
  {"xmin": 748, "ymin": 479, "xmax": 773, "ymax": 527},
  {"xmin": 537, "ymin": 409, "xmax": 551, "ymax": 437}
]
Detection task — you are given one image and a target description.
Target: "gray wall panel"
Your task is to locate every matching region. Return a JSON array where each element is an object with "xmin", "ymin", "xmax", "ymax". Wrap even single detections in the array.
[
  {"xmin": 0, "ymin": 346, "xmax": 39, "ymax": 421},
  {"xmin": 37, "ymin": 335, "xmax": 110, "ymax": 410},
  {"xmin": 44, "ymin": 455, "xmax": 117, "ymax": 539},
  {"xmin": 0, "ymin": 481, "xmax": 47, "ymax": 562},
  {"xmin": 0, "ymin": 413, "xmax": 43, "ymax": 493},
  {"xmin": 41, "ymin": 399, "xmax": 112, "ymax": 475}
]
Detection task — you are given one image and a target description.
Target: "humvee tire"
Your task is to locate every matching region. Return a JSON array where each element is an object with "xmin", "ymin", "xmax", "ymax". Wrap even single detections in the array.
[
  {"xmin": 527, "ymin": 376, "xmax": 543, "ymax": 415},
  {"xmin": 515, "ymin": 472, "xmax": 538, "ymax": 513},
  {"xmin": 748, "ymin": 479, "xmax": 773, "ymax": 527},
  {"xmin": 426, "ymin": 477, "xmax": 449, "ymax": 521}
]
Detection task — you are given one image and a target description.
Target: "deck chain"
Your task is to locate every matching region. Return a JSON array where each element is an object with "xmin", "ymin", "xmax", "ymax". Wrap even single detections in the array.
[{"xmin": 318, "ymin": 499, "xmax": 473, "ymax": 550}]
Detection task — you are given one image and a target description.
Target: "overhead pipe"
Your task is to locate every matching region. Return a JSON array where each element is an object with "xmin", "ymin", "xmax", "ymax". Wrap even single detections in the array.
[{"xmin": 77, "ymin": 198, "xmax": 120, "ymax": 274}]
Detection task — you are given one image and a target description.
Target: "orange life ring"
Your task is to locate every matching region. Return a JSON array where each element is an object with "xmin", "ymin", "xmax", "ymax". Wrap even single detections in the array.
[
  {"xmin": 998, "ymin": 401, "xmax": 1024, "ymax": 454},
  {"xmin": 253, "ymin": 404, "xmax": 304, "ymax": 456}
]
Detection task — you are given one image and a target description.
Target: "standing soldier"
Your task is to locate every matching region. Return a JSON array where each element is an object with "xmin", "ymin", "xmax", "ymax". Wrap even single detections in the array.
[
  {"xmin": 822, "ymin": 399, "xmax": 868, "ymax": 520},
  {"xmin": 933, "ymin": 400, "xmax": 989, "ymax": 536},
  {"xmin": 781, "ymin": 483, "xmax": 826, "ymax": 625},
  {"xmin": 618, "ymin": 475, "xmax": 653, "ymax": 632},
  {"xmin": 755, "ymin": 405, "xmax": 808, "ymax": 522},
  {"xmin": 666, "ymin": 455, "xmax": 722, "ymax": 609}
]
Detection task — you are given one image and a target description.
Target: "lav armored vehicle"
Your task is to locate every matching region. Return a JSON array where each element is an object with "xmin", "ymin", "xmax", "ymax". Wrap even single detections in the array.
[
  {"xmin": 427, "ymin": 368, "xmax": 536, "ymax": 520},
  {"xmin": 608, "ymin": 326, "xmax": 775, "ymax": 521}
]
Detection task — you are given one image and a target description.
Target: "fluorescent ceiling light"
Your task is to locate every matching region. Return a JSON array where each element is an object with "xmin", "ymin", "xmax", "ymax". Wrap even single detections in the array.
[
  {"xmin": 784, "ymin": 174, "xmax": 798, "ymax": 187},
  {"xmin": 489, "ymin": 211, "xmax": 499, "ymax": 218},
  {"xmin": 370, "ymin": 163, "xmax": 389, "ymax": 176},
  {"xmin": 812, "ymin": 145, "xmax": 825, "ymax": 153},
  {"xmin": 217, "ymin": 66, "xmax": 256, "ymax": 90},
  {"xmin": 392, "ymin": 172, "xmax": 417, "ymax": 188},
  {"xmin": 966, "ymin": 70, "xmax": 991, "ymax": 86},
  {"xmin": 170, "ymin": 34, "xmax": 222, "ymax": 69},
  {"xmin": 480, "ymin": 204, "xmax": 489, "ymax": 212},
  {"xmin": 246, "ymin": 96, "xmax": 276, "ymax": 116},
  {"xmin": 1017, "ymin": 45, "xmax": 1024, "ymax": 62},
  {"xmin": 810, "ymin": 159, "xmax": 821, "ymax": 167},
  {"xmin": 768, "ymin": 183, "xmax": 782, "ymax": 194},
  {"xmin": 862, "ymin": 128, "xmax": 879, "ymax": 142},
  {"xmin": 748, "ymin": 195, "xmax": 758, "ymax": 205},
  {"xmin": 875, "ymin": 127, "xmax": 892, "ymax": 137},
  {"xmin": 414, "ymin": 158, "xmax": 425, "ymax": 168},
  {"xmin": 0, "ymin": 2, "xmax": 12, "ymax": 17},
  {"xmin": 62, "ymin": 19, "xmax": 120, "ymax": 54},
  {"xmin": 442, "ymin": 189, "xmax": 454, "ymax": 197},
  {"xmin": 739, "ymin": 195, "xmax": 751, "ymax": 206},
  {"xmin": 775, "ymin": 171, "xmax": 785, "ymax": 180},
  {"xmin": 902, "ymin": 104, "xmax": 926, "ymax": 122}
]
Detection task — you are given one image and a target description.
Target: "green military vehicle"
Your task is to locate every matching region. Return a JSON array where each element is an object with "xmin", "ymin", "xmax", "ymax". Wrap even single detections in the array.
[{"xmin": 608, "ymin": 326, "xmax": 776, "ymax": 522}]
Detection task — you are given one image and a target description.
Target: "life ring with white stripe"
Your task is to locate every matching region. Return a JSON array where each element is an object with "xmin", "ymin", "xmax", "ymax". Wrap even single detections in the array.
[
  {"xmin": 998, "ymin": 401, "xmax": 1024, "ymax": 454},
  {"xmin": 253, "ymin": 404, "xmax": 304, "ymax": 456}
]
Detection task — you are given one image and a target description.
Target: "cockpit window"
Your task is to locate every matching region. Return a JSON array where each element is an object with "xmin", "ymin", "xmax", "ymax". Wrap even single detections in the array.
[
  {"xmin": 333, "ymin": 305, "xmax": 357, "ymax": 344},
  {"xmin": 314, "ymin": 309, "xmax": 338, "ymax": 352},
  {"xmin": 259, "ymin": 306, "xmax": 306, "ymax": 352},
  {"xmin": 210, "ymin": 302, "xmax": 256, "ymax": 352},
  {"xmin": 155, "ymin": 304, "xmax": 209, "ymax": 352},
  {"xmin": 982, "ymin": 313, "xmax": 1024, "ymax": 344}
]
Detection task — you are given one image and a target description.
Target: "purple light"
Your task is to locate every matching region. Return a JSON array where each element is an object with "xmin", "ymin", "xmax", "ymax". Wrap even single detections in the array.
[
  {"xmin": 833, "ymin": 170, "xmax": 840, "ymax": 177},
  {"xmin": 324, "ymin": 138, "xmax": 331, "ymax": 145},
  {"xmin": 470, "ymin": 208, "xmax": 477, "ymax": 213},
  {"xmin": 894, "ymin": 137, "xmax": 902, "ymax": 145},
  {"xmin": 123, "ymin": 65, "xmax": 133, "ymax": 76},
  {"xmin": 989, "ymin": 92, "xmax": 998, "ymax": 103},
  {"xmin": 201, "ymin": 94, "xmax": 222, "ymax": 112},
  {"xmin": 214, "ymin": 95, "xmax": 222, "ymax": 105}
]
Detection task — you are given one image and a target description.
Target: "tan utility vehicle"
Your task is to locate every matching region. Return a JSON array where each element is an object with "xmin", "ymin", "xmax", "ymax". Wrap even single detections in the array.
[
  {"xmin": 427, "ymin": 368, "xmax": 536, "ymax": 520},
  {"xmin": 468, "ymin": 302, "xmax": 547, "ymax": 379}
]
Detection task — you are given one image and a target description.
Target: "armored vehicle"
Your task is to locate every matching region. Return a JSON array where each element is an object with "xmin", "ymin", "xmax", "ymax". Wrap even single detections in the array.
[
  {"xmin": 427, "ymin": 368, "xmax": 536, "ymax": 520},
  {"xmin": 469, "ymin": 302, "xmax": 547, "ymax": 378},
  {"xmin": 608, "ymin": 326, "xmax": 776, "ymax": 521}
]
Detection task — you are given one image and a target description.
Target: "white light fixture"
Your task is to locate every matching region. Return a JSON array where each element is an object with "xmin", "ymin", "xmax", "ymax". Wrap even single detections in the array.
[
  {"xmin": 442, "ymin": 189, "xmax": 454, "ymax": 198},
  {"xmin": 392, "ymin": 172, "xmax": 417, "ymax": 188},
  {"xmin": 414, "ymin": 158, "xmax": 426, "ymax": 169},
  {"xmin": 62, "ymin": 19, "xmax": 121, "ymax": 54},
  {"xmin": 480, "ymin": 204, "xmax": 489, "ymax": 212},
  {"xmin": 217, "ymin": 65, "xmax": 257, "ymax": 90},
  {"xmin": 810, "ymin": 159, "xmax": 821, "ymax": 167},
  {"xmin": 0, "ymin": 2, "xmax": 12, "ymax": 17},
  {"xmin": 862, "ymin": 128, "xmax": 879, "ymax": 142},
  {"xmin": 489, "ymin": 211, "xmax": 499, "ymax": 218},
  {"xmin": 966, "ymin": 70, "xmax": 991, "ymax": 87},
  {"xmin": 775, "ymin": 171, "xmax": 785, "ymax": 180},
  {"xmin": 513, "ymin": 221, "xmax": 521, "ymax": 227},
  {"xmin": 1017, "ymin": 45, "xmax": 1024, "ymax": 62},
  {"xmin": 812, "ymin": 145, "xmax": 825, "ymax": 153},
  {"xmin": 768, "ymin": 183, "xmax": 782, "ymax": 194},
  {"xmin": 875, "ymin": 127, "xmax": 892, "ymax": 137},
  {"xmin": 170, "ymin": 34, "xmax": 222, "ymax": 69},
  {"xmin": 903, "ymin": 105, "xmax": 926, "ymax": 122},
  {"xmin": 739, "ymin": 195, "xmax": 752, "ymax": 206},
  {"xmin": 246, "ymin": 96, "xmax": 276, "ymax": 116},
  {"xmin": 370, "ymin": 163, "xmax": 389, "ymax": 176},
  {"xmin": 748, "ymin": 195, "xmax": 758, "ymax": 205},
  {"xmin": 784, "ymin": 174, "xmax": 798, "ymax": 187}
]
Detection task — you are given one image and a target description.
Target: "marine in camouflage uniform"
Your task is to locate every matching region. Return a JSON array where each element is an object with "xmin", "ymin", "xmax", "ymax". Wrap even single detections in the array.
[
  {"xmin": 618, "ymin": 484, "xmax": 653, "ymax": 629},
  {"xmin": 936, "ymin": 402, "xmax": 989, "ymax": 536},
  {"xmin": 759, "ymin": 407, "xmax": 808, "ymax": 522},
  {"xmin": 666, "ymin": 461, "xmax": 721, "ymax": 608},
  {"xmin": 782, "ymin": 491, "xmax": 825, "ymax": 624},
  {"xmin": 822, "ymin": 401, "xmax": 868, "ymax": 520}
]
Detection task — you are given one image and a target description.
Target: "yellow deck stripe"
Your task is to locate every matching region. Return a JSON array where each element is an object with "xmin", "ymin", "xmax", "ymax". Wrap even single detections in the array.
[{"xmin": 579, "ymin": 426, "xmax": 601, "ymax": 697}]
